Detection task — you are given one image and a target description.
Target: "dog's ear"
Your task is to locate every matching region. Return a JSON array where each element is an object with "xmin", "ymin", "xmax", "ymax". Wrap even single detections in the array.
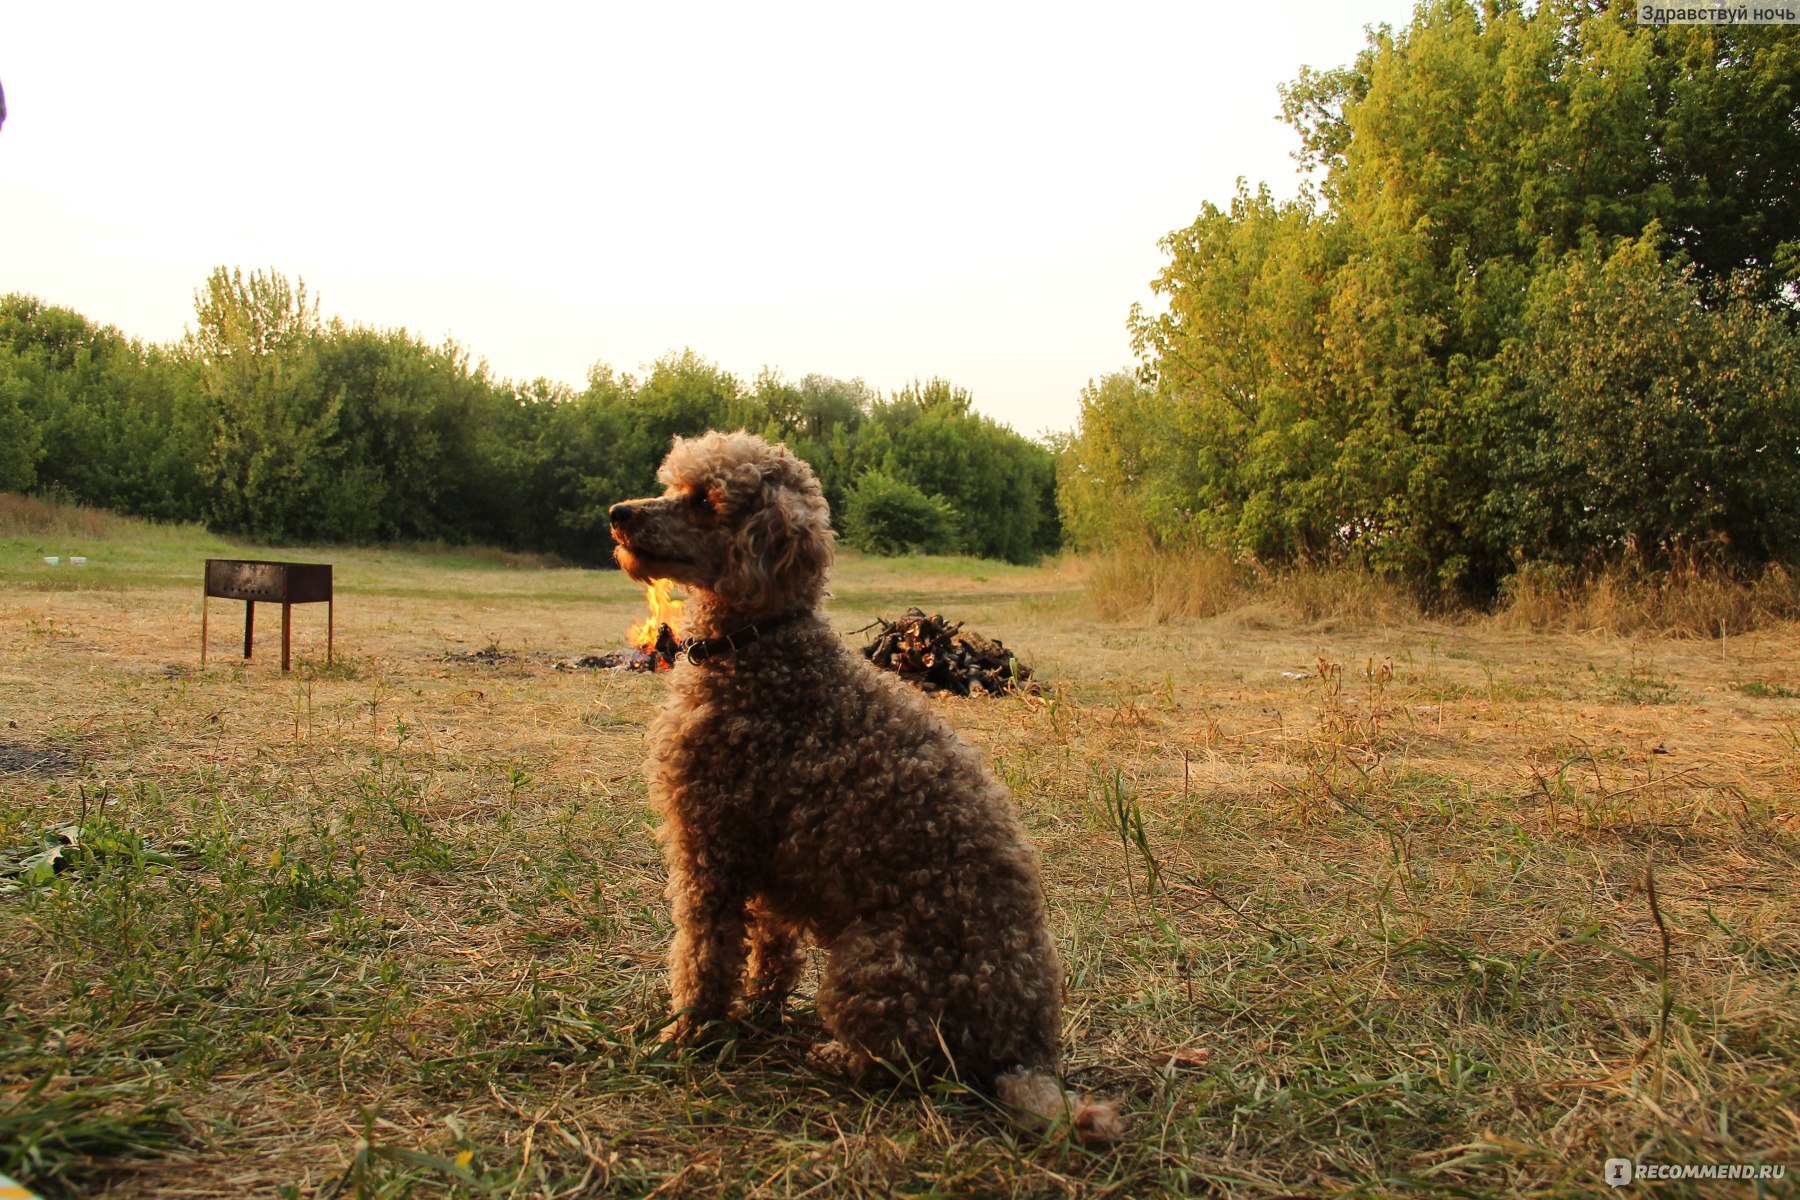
[{"xmin": 720, "ymin": 483, "xmax": 834, "ymax": 612}]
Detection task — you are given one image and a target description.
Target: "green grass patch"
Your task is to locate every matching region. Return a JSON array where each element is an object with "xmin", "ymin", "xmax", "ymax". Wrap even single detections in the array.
[{"xmin": 1732, "ymin": 680, "xmax": 1800, "ymax": 700}]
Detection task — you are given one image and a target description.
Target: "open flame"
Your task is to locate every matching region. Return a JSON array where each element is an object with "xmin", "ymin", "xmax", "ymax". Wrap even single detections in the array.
[{"xmin": 626, "ymin": 578, "xmax": 685, "ymax": 670}]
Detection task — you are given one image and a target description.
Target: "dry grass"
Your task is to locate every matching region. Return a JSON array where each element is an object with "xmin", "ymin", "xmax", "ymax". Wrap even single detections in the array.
[
  {"xmin": 1497, "ymin": 558, "xmax": 1800, "ymax": 639},
  {"xmin": 1264, "ymin": 562, "xmax": 1421, "ymax": 628},
  {"xmin": 1090, "ymin": 541, "xmax": 1800, "ymax": 642},
  {"xmin": 0, "ymin": 492, "xmax": 145, "ymax": 541},
  {"xmin": 1088, "ymin": 544, "xmax": 1248, "ymax": 622},
  {"xmin": 1088, "ymin": 542, "xmax": 1421, "ymax": 629},
  {"xmin": 2, "ymin": 519, "xmax": 1798, "ymax": 1198}
]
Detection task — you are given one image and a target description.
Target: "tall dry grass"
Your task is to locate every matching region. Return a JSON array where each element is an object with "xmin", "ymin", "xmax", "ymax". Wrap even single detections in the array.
[
  {"xmin": 1086, "ymin": 541, "xmax": 1421, "ymax": 626},
  {"xmin": 1088, "ymin": 540, "xmax": 1800, "ymax": 636},
  {"xmin": 1495, "ymin": 556, "xmax": 1800, "ymax": 637},
  {"xmin": 0, "ymin": 491, "xmax": 126, "ymax": 539},
  {"xmin": 1263, "ymin": 562, "xmax": 1421, "ymax": 626},
  {"xmin": 1087, "ymin": 542, "xmax": 1247, "ymax": 621}
]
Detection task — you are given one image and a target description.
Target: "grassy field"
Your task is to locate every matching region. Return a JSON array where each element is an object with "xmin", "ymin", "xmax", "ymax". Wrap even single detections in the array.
[{"xmin": 2, "ymin": 507, "xmax": 1797, "ymax": 1198}]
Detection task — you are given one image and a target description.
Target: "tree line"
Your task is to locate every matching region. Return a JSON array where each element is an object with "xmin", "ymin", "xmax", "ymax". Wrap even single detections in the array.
[
  {"xmin": 1059, "ymin": 0, "xmax": 1800, "ymax": 599},
  {"xmin": 0, "ymin": 270, "xmax": 1059, "ymax": 565}
]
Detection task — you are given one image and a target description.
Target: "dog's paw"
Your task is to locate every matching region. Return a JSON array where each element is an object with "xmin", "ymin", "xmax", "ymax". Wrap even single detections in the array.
[
  {"xmin": 659, "ymin": 1012, "xmax": 724, "ymax": 1048},
  {"xmin": 805, "ymin": 1039, "xmax": 871, "ymax": 1080},
  {"xmin": 1073, "ymin": 1096, "xmax": 1127, "ymax": 1145}
]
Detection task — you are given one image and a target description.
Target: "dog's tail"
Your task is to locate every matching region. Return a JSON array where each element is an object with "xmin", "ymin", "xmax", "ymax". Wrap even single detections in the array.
[{"xmin": 995, "ymin": 1066, "xmax": 1125, "ymax": 1145}]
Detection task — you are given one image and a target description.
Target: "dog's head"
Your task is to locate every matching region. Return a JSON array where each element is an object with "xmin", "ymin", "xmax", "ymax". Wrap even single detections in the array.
[{"xmin": 609, "ymin": 430, "xmax": 835, "ymax": 616}]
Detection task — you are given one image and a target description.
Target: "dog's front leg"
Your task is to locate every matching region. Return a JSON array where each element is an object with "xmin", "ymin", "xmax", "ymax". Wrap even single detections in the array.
[
  {"xmin": 742, "ymin": 898, "xmax": 805, "ymax": 1017},
  {"xmin": 663, "ymin": 855, "xmax": 750, "ymax": 1045}
]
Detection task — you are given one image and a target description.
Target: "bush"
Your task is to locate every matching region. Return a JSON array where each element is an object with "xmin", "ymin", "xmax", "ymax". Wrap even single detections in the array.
[{"xmin": 841, "ymin": 470, "xmax": 962, "ymax": 556}]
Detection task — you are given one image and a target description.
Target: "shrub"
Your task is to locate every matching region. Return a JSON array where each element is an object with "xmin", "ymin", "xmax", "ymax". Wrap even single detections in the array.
[{"xmin": 841, "ymin": 470, "xmax": 961, "ymax": 557}]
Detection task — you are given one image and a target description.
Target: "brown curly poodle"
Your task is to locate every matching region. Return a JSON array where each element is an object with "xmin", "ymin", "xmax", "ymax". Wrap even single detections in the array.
[{"xmin": 609, "ymin": 429, "xmax": 1120, "ymax": 1142}]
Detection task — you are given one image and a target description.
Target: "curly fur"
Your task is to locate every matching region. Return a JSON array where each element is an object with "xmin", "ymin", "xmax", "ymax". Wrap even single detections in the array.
[{"xmin": 609, "ymin": 429, "xmax": 1120, "ymax": 1143}]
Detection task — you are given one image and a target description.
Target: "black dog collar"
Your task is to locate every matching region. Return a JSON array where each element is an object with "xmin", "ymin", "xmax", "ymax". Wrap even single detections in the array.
[{"xmin": 683, "ymin": 612, "xmax": 804, "ymax": 665}]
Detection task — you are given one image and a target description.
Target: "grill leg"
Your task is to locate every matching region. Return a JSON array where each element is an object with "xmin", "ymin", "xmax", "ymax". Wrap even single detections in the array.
[
  {"xmin": 281, "ymin": 603, "xmax": 292, "ymax": 673},
  {"xmin": 243, "ymin": 601, "xmax": 255, "ymax": 660}
]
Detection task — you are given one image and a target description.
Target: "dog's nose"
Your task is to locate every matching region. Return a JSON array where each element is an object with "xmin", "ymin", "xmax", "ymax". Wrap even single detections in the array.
[{"xmin": 609, "ymin": 503, "xmax": 634, "ymax": 529}]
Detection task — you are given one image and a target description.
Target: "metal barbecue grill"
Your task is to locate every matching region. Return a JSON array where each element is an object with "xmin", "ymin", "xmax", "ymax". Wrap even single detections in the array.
[{"xmin": 202, "ymin": 559, "xmax": 334, "ymax": 672}]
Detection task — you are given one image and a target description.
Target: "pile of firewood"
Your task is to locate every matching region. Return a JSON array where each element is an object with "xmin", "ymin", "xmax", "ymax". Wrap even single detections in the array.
[{"xmin": 860, "ymin": 608, "xmax": 1034, "ymax": 696}]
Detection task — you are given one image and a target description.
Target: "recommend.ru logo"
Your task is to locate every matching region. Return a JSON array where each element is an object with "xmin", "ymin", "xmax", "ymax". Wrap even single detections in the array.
[{"xmin": 1605, "ymin": 1158, "xmax": 1789, "ymax": 1187}]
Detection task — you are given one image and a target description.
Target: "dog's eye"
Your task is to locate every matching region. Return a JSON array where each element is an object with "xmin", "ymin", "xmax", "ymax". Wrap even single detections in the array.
[{"xmin": 689, "ymin": 491, "xmax": 711, "ymax": 510}]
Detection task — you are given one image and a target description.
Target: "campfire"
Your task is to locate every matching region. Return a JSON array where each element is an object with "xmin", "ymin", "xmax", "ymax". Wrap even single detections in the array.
[
  {"xmin": 563, "ymin": 580, "xmax": 687, "ymax": 671},
  {"xmin": 860, "ymin": 608, "xmax": 1035, "ymax": 696},
  {"xmin": 624, "ymin": 579, "xmax": 686, "ymax": 671}
]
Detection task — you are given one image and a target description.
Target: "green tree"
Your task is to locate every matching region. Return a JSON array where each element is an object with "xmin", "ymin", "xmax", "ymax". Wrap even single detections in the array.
[
  {"xmin": 1055, "ymin": 373, "xmax": 1158, "ymax": 549},
  {"xmin": 1125, "ymin": 184, "xmax": 1353, "ymax": 561},
  {"xmin": 0, "ymin": 354, "xmax": 39, "ymax": 491},
  {"xmin": 1100, "ymin": 0, "xmax": 1800, "ymax": 596},
  {"xmin": 750, "ymin": 371, "xmax": 873, "ymax": 522},
  {"xmin": 866, "ymin": 379, "xmax": 1058, "ymax": 563},
  {"xmin": 184, "ymin": 267, "xmax": 341, "ymax": 540},
  {"xmin": 1492, "ymin": 232, "xmax": 1800, "ymax": 567},
  {"xmin": 633, "ymin": 349, "xmax": 750, "ymax": 459},
  {"xmin": 1283, "ymin": 1, "xmax": 1800, "ymax": 305},
  {"xmin": 531, "ymin": 367, "xmax": 637, "ymax": 562},
  {"xmin": 0, "ymin": 294, "xmax": 206, "ymax": 518},
  {"xmin": 305, "ymin": 325, "xmax": 512, "ymax": 543},
  {"xmin": 49, "ymin": 343, "xmax": 207, "ymax": 521}
]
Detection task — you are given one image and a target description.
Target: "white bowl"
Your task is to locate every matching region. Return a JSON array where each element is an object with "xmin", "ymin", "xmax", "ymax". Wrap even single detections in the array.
[
  {"xmin": 70, "ymin": 556, "xmax": 88, "ymax": 565},
  {"xmin": 43, "ymin": 556, "xmax": 60, "ymax": 565}
]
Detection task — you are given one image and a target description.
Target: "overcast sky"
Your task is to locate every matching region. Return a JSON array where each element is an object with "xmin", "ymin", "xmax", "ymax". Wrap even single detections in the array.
[{"xmin": 2, "ymin": 1, "xmax": 1419, "ymax": 437}]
